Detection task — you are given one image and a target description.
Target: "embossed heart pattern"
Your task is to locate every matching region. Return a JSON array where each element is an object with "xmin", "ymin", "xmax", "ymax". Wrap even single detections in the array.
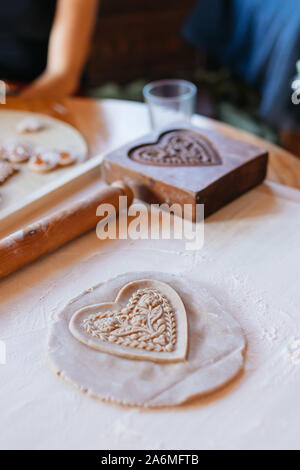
[
  {"xmin": 129, "ymin": 130, "xmax": 222, "ymax": 167},
  {"xmin": 69, "ymin": 280, "xmax": 188, "ymax": 363}
]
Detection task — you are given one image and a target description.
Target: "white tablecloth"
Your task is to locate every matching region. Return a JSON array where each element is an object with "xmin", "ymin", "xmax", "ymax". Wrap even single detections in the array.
[{"xmin": 1, "ymin": 178, "xmax": 300, "ymax": 450}]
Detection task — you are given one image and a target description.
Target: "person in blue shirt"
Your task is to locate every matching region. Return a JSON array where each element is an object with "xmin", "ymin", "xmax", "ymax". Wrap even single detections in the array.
[{"xmin": 183, "ymin": 0, "xmax": 300, "ymax": 131}]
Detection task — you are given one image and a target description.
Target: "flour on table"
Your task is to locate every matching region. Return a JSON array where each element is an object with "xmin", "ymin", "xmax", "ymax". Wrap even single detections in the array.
[
  {"xmin": 261, "ymin": 327, "xmax": 278, "ymax": 343},
  {"xmin": 48, "ymin": 272, "xmax": 246, "ymax": 407}
]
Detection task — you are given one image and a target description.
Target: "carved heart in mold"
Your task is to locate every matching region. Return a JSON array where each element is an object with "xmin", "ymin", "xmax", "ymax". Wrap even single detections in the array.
[
  {"xmin": 129, "ymin": 130, "xmax": 222, "ymax": 167},
  {"xmin": 69, "ymin": 279, "xmax": 188, "ymax": 363}
]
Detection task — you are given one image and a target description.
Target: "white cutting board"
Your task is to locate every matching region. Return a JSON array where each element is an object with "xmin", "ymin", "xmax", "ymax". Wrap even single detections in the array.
[{"xmin": 0, "ymin": 110, "xmax": 89, "ymax": 231}]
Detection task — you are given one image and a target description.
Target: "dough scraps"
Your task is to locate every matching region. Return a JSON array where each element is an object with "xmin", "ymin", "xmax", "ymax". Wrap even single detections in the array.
[
  {"xmin": 69, "ymin": 279, "xmax": 188, "ymax": 363},
  {"xmin": 16, "ymin": 116, "xmax": 46, "ymax": 134}
]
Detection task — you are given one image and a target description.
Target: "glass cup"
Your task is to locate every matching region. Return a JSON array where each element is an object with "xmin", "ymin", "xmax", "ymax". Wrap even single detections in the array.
[{"xmin": 143, "ymin": 79, "xmax": 197, "ymax": 131}]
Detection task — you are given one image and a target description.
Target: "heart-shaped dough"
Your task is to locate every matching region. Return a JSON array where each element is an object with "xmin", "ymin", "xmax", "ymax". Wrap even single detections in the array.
[
  {"xmin": 69, "ymin": 279, "xmax": 188, "ymax": 363},
  {"xmin": 129, "ymin": 130, "xmax": 222, "ymax": 167}
]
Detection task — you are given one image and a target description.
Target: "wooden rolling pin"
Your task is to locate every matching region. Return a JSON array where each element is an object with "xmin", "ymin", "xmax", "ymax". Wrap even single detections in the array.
[{"xmin": 0, "ymin": 182, "xmax": 134, "ymax": 280}]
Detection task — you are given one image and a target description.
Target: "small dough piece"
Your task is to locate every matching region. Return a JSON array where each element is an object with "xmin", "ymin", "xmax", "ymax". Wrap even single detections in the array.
[
  {"xmin": 2, "ymin": 141, "xmax": 33, "ymax": 163},
  {"xmin": 58, "ymin": 151, "xmax": 77, "ymax": 167},
  {"xmin": 28, "ymin": 148, "xmax": 61, "ymax": 173},
  {"xmin": 16, "ymin": 116, "xmax": 46, "ymax": 134},
  {"xmin": 48, "ymin": 272, "xmax": 246, "ymax": 407},
  {"xmin": 0, "ymin": 161, "xmax": 18, "ymax": 184}
]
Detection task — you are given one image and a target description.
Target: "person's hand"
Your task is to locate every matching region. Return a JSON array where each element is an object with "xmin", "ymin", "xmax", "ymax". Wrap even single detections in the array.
[{"xmin": 20, "ymin": 71, "xmax": 79, "ymax": 100}]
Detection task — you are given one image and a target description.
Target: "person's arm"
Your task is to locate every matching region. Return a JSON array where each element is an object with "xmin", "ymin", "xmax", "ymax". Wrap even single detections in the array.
[{"xmin": 21, "ymin": 0, "xmax": 98, "ymax": 99}]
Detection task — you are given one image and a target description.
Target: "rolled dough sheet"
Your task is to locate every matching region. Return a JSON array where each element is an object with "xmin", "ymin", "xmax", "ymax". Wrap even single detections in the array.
[
  {"xmin": 48, "ymin": 272, "xmax": 246, "ymax": 407},
  {"xmin": 0, "ymin": 110, "xmax": 88, "ymax": 219}
]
